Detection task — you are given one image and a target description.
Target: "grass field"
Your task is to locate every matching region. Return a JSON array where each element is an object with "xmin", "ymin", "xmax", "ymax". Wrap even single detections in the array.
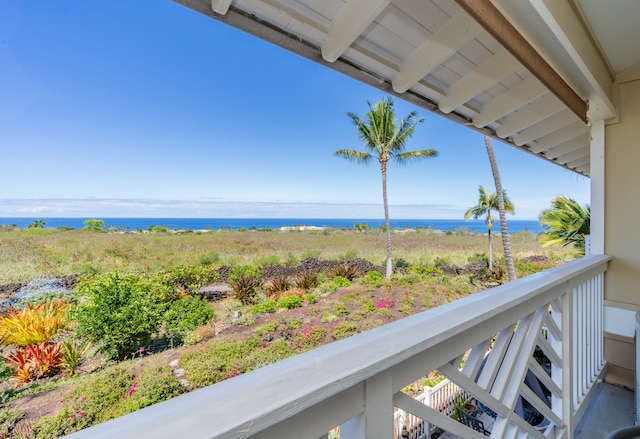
[{"xmin": 0, "ymin": 227, "xmax": 575, "ymax": 284}]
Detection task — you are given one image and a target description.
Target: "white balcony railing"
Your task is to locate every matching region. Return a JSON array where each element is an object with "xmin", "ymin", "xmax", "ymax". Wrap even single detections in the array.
[{"xmin": 65, "ymin": 255, "xmax": 610, "ymax": 439}]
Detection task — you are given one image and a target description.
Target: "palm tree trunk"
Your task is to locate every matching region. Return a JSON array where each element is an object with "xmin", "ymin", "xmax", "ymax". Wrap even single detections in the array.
[
  {"xmin": 484, "ymin": 136, "xmax": 516, "ymax": 281},
  {"xmin": 381, "ymin": 162, "xmax": 393, "ymax": 278}
]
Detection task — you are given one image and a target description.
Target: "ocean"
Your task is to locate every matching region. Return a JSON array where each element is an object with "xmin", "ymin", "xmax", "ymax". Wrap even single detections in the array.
[{"xmin": 0, "ymin": 218, "xmax": 545, "ymax": 234}]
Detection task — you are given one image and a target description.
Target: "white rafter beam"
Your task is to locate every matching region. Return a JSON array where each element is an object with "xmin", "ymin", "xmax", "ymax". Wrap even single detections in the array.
[
  {"xmin": 321, "ymin": 0, "xmax": 389, "ymax": 63},
  {"xmin": 558, "ymin": 146, "xmax": 590, "ymax": 164},
  {"xmin": 511, "ymin": 109, "xmax": 578, "ymax": 146},
  {"xmin": 496, "ymin": 94, "xmax": 565, "ymax": 137},
  {"xmin": 566, "ymin": 155, "xmax": 590, "ymax": 169},
  {"xmin": 473, "ymin": 75, "xmax": 546, "ymax": 128},
  {"xmin": 543, "ymin": 134, "xmax": 590, "ymax": 159},
  {"xmin": 439, "ymin": 49, "xmax": 519, "ymax": 113},
  {"xmin": 529, "ymin": 121, "xmax": 587, "ymax": 153},
  {"xmin": 211, "ymin": 0, "xmax": 232, "ymax": 15},
  {"xmin": 392, "ymin": 12, "xmax": 480, "ymax": 93}
]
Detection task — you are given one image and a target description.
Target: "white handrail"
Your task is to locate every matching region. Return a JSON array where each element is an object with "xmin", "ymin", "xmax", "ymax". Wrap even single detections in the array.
[{"xmin": 64, "ymin": 255, "xmax": 610, "ymax": 439}]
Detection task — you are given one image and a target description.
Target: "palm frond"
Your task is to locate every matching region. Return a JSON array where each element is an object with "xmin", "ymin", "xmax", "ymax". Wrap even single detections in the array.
[{"xmin": 333, "ymin": 149, "xmax": 373, "ymax": 165}]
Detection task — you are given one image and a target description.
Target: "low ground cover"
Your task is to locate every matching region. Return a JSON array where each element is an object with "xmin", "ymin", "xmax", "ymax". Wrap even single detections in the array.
[{"xmin": 0, "ymin": 229, "xmax": 577, "ymax": 437}]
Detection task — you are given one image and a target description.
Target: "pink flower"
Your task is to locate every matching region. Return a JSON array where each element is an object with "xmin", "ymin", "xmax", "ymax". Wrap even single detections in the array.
[{"xmin": 122, "ymin": 381, "xmax": 138, "ymax": 398}]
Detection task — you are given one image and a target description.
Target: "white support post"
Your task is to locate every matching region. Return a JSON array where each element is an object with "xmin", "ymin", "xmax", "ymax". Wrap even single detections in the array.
[{"xmin": 590, "ymin": 118, "xmax": 605, "ymax": 255}]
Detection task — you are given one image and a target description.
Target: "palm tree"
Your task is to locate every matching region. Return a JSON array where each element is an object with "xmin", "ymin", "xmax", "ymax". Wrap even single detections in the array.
[
  {"xmin": 484, "ymin": 136, "xmax": 517, "ymax": 281},
  {"xmin": 334, "ymin": 97, "xmax": 438, "ymax": 278},
  {"xmin": 539, "ymin": 195, "xmax": 590, "ymax": 255},
  {"xmin": 27, "ymin": 219, "xmax": 47, "ymax": 229},
  {"xmin": 465, "ymin": 185, "xmax": 515, "ymax": 270}
]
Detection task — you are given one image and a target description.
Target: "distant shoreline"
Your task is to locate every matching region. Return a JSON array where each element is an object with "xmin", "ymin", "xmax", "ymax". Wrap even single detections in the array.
[{"xmin": 0, "ymin": 217, "xmax": 544, "ymax": 234}]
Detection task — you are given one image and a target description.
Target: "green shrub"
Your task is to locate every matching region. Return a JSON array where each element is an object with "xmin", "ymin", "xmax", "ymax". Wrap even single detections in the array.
[
  {"xmin": 304, "ymin": 293, "xmax": 317, "ymax": 304},
  {"xmin": 83, "ymin": 219, "xmax": 104, "ymax": 231},
  {"xmin": 180, "ymin": 338, "xmax": 253, "ymax": 388},
  {"xmin": 0, "ymin": 408, "xmax": 24, "ymax": 438},
  {"xmin": 254, "ymin": 321, "xmax": 279, "ymax": 336},
  {"xmin": 72, "ymin": 272, "xmax": 168, "ymax": 360},
  {"xmin": 320, "ymin": 312, "xmax": 339, "ymax": 323},
  {"xmin": 32, "ymin": 365, "xmax": 184, "ymax": 437},
  {"xmin": 331, "ymin": 276, "xmax": 351, "ymax": 288},
  {"xmin": 255, "ymin": 254, "xmax": 280, "ymax": 267},
  {"xmin": 408, "ymin": 265, "xmax": 444, "ymax": 278},
  {"xmin": 292, "ymin": 325, "xmax": 327, "ymax": 350},
  {"xmin": 154, "ymin": 264, "xmax": 219, "ymax": 295},
  {"xmin": 332, "ymin": 322, "xmax": 358, "ymax": 340},
  {"xmin": 363, "ymin": 270, "xmax": 383, "ymax": 287},
  {"xmin": 339, "ymin": 249, "xmax": 359, "ymax": 260},
  {"xmin": 250, "ymin": 299, "xmax": 278, "ymax": 315},
  {"xmin": 278, "ymin": 295, "xmax": 302, "ymax": 309},
  {"xmin": 161, "ymin": 295, "xmax": 215, "ymax": 338},
  {"xmin": 198, "ymin": 251, "xmax": 220, "ymax": 266},
  {"xmin": 228, "ymin": 265, "xmax": 262, "ymax": 305},
  {"xmin": 333, "ymin": 302, "xmax": 349, "ymax": 315}
]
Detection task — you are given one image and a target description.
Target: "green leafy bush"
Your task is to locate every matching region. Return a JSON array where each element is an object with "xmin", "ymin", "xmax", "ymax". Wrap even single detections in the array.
[
  {"xmin": 32, "ymin": 365, "xmax": 184, "ymax": 437},
  {"xmin": 72, "ymin": 272, "xmax": 168, "ymax": 360},
  {"xmin": 363, "ymin": 270, "xmax": 383, "ymax": 287},
  {"xmin": 180, "ymin": 338, "xmax": 253, "ymax": 388},
  {"xmin": 83, "ymin": 219, "xmax": 104, "ymax": 231},
  {"xmin": 228, "ymin": 265, "xmax": 262, "ymax": 305},
  {"xmin": 278, "ymin": 295, "xmax": 302, "ymax": 309},
  {"xmin": 408, "ymin": 265, "xmax": 444, "ymax": 278},
  {"xmin": 161, "ymin": 295, "xmax": 215, "ymax": 339},
  {"xmin": 198, "ymin": 251, "xmax": 220, "ymax": 266},
  {"xmin": 254, "ymin": 321, "xmax": 279, "ymax": 336},
  {"xmin": 154, "ymin": 264, "xmax": 219, "ymax": 295},
  {"xmin": 292, "ymin": 325, "xmax": 327, "ymax": 350},
  {"xmin": 331, "ymin": 276, "xmax": 351, "ymax": 288},
  {"xmin": 0, "ymin": 408, "xmax": 24, "ymax": 438},
  {"xmin": 250, "ymin": 299, "xmax": 278, "ymax": 315},
  {"xmin": 332, "ymin": 322, "xmax": 358, "ymax": 340}
]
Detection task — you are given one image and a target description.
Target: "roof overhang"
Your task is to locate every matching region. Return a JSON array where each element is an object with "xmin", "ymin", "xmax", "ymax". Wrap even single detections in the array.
[{"xmin": 174, "ymin": 0, "xmax": 619, "ymax": 177}]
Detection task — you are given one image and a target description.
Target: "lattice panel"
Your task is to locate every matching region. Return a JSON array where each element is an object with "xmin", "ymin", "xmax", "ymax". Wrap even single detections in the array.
[{"xmin": 394, "ymin": 301, "xmax": 565, "ymax": 439}]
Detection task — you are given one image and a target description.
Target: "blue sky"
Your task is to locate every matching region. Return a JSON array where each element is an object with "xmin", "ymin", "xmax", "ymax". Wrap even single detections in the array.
[{"xmin": 0, "ymin": 1, "xmax": 590, "ymax": 220}]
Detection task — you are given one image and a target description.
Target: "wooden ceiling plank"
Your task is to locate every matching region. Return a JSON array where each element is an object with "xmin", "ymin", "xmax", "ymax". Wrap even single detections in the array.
[
  {"xmin": 496, "ymin": 94, "xmax": 565, "ymax": 137},
  {"xmin": 211, "ymin": 0, "xmax": 232, "ymax": 15},
  {"xmin": 543, "ymin": 134, "xmax": 590, "ymax": 159},
  {"xmin": 439, "ymin": 48, "xmax": 519, "ymax": 113},
  {"xmin": 511, "ymin": 109, "xmax": 578, "ymax": 146},
  {"xmin": 566, "ymin": 155, "xmax": 590, "ymax": 168},
  {"xmin": 473, "ymin": 75, "xmax": 546, "ymax": 128},
  {"xmin": 455, "ymin": 0, "xmax": 587, "ymax": 123},
  {"xmin": 529, "ymin": 121, "xmax": 588, "ymax": 153},
  {"xmin": 555, "ymin": 145, "xmax": 590, "ymax": 163},
  {"xmin": 392, "ymin": 11, "xmax": 480, "ymax": 93},
  {"xmin": 321, "ymin": 0, "xmax": 390, "ymax": 63}
]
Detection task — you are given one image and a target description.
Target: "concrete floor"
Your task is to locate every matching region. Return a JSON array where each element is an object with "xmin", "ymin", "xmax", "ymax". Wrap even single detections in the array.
[{"xmin": 574, "ymin": 382, "xmax": 634, "ymax": 439}]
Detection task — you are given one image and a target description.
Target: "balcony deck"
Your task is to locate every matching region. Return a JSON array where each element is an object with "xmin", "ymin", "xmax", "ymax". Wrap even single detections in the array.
[{"xmin": 574, "ymin": 382, "xmax": 634, "ymax": 439}]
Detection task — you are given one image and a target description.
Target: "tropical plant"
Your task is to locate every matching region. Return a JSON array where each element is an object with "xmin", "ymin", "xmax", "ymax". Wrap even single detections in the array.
[
  {"xmin": 26, "ymin": 219, "xmax": 46, "ymax": 229},
  {"xmin": 483, "ymin": 136, "xmax": 516, "ymax": 280},
  {"xmin": 334, "ymin": 97, "xmax": 437, "ymax": 278},
  {"xmin": 0, "ymin": 300, "xmax": 68, "ymax": 347},
  {"xmin": 72, "ymin": 272, "xmax": 167, "ymax": 360},
  {"xmin": 464, "ymin": 185, "xmax": 515, "ymax": 270},
  {"xmin": 83, "ymin": 219, "xmax": 104, "ymax": 231},
  {"xmin": 538, "ymin": 195, "xmax": 590, "ymax": 255},
  {"xmin": 228, "ymin": 265, "xmax": 263, "ymax": 305}
]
